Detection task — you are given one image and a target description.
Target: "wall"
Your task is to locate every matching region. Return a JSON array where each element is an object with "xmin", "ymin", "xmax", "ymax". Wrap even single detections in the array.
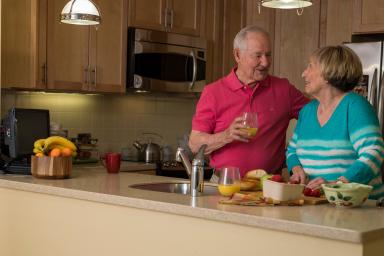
[{"xmin": 1, "ymin": 91, "xmax": 197, "ymax": 158}]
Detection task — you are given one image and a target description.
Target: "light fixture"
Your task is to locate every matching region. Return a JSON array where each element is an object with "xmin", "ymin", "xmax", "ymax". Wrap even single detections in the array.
[
  {"xmin": 60, "ymin": 0, "xmax": 101, "ymax": 25},
  {"xmin": 261, "ymin": 0, "xmax": 312, "ymax": 9}
]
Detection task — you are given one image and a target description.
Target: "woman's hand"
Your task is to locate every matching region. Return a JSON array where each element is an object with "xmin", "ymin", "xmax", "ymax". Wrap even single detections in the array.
[
  {"xmin": 306, "ymin": 177, "xmax": 327, "ymax": 190},
  {"xmin": 290, "ymin": 165, "xmax": 307, "ymax": 184}
]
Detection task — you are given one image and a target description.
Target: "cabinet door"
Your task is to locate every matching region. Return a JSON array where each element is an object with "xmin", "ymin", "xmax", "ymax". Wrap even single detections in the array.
[
  {"xmin": 1, "ymin": 0, "xmax": 44, "ymax": 89},
  {"xmin": 168, "ymin": 0, "xmax": 201, "ymax": 36},
  {"xmin": 46, "ymin": 0, "xmax": 89, "ymax": 91},
  {"xmin": 273, "ymin": 0, "xmax": 321, "ymax": 92},
  {"xmin": 89, "ymin": 0, "xmax": 127, "ymax": 93},
  {"xmin": 320, "ymin": 0, "xmax": 353, "ymax": 46},
  {"xmin": 128, "ymin": 0, "xmax": 166, "ymax": 31},
  {"xmin": 353, "ymin": 0, "xmax": 384, "ymax": 34}
]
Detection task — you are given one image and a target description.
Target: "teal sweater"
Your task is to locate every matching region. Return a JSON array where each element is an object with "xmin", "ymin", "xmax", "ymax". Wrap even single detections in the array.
[{"xmin": 286, "ymin": 92, "xmax": 384, "ymax": 199}]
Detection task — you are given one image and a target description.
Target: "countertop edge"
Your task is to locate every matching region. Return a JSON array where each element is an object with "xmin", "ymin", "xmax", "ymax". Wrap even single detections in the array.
[{"xmin": 0, "ymin": 178, "xmax": 372, "ymax": 244}]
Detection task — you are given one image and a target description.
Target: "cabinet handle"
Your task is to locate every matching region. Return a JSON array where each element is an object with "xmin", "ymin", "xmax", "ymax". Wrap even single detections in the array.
[
  {"xmin": 91, "ymin": 67, "xmax": 97, "ymax": 88},
  {"xmin": 189, "ymin": 50, "xmax": 197, "ymax": 89},
  {"xmin": 164, "ymin": 8, "xmax": 172, "ymax": 31},
  {"xmin": 164, "ymin": 8, "xmax": 167, "ymax": 29},
  {"xmin": 42, "ymin": 63, "xmax": 47, "ymax": 85},
  {"xmin": 84, "ymin": 67, "xmax": 89, "ymax": 85},
  {"xmin": 169, "ymin": 9, "xmax": 174, "ymax": 29}
]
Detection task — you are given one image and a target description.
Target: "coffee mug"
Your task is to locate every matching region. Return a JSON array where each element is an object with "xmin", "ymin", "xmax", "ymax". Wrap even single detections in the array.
[{"xmin": 101, "ymin": 153, "xmax": 121, "ymax": 173}]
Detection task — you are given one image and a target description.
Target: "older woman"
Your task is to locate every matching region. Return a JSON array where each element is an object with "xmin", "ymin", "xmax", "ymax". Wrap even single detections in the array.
[{"xmin": 286, "ymin": 45, "xmax": 384, "ymax": 199}]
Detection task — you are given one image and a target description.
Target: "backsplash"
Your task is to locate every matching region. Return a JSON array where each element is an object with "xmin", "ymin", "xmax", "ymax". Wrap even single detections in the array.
[{"xmin": 1, "ymin": 91, "xmax": 198, "ymax": 157}]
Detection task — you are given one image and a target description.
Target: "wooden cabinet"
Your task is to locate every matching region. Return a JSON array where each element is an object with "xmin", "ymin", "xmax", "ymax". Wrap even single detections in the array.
[
  {"xmin": 46, "ymin": 0, "xmax": 127, "ymax": 93},
  {"xmin": 1, "ymin": 0, "xmax": 126, "ymax": 93},
  {"xmin": 353, "ymin": 0, "xmax": 384, "ymax": 34},
  {"xmin": 273, "ymin": 0, "xmax": 321, "ymax": 92},
  {"xmin": 320, "ymin": 0, "xmax": 353, "ymax": 46},
  {"xmin": 1, "ymin": 0, "xmax": 45, "ymax": 89},
  {"xmin": 128, "ymin": 0, "xmax": 201, "ymax": 36}
]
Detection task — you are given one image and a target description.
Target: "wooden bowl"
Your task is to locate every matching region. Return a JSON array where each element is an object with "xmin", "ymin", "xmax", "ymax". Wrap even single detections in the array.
[{"xmin": 31, "ymin": 155, "xmax": 72, "ymax": 179}]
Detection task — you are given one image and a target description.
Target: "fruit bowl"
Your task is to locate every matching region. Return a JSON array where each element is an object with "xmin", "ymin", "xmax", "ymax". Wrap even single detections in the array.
[
  {"xmin": 31, "ymin": 155, "xmax": 72, "ymax": 179},
  {"xmin": 321, "ymin": 182, "xmax": 372, "ymax": 207},
  {"xmin": 263, "ymin": 180, "xmax": 305, "ymax": 201}
]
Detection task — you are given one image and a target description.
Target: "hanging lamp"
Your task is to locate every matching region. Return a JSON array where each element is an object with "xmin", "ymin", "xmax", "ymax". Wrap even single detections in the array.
[
  {"xmin": 261, "ymin": 0, "xmax": 312, "ymax": 9},
  {"xmin": 60, "ymin": 0, "xmax": 101, "ymax": 25}
]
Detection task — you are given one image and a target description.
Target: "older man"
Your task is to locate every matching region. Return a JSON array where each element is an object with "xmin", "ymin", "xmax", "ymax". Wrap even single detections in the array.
[{"xmin": 189, "ymin": 25, "xmax": 309, "ymax": 177}]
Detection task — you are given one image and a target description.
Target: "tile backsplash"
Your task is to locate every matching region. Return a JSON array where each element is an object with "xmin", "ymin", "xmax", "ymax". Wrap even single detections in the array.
[{"xmin": 1, "ymin": 91, "xmax": 198, "ymax": 158}]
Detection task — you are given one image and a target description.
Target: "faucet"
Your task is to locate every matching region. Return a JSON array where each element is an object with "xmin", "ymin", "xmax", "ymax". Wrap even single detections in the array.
[{"xmin": 175, "ymin": 144, "xmax": 207, "ymax": 197}]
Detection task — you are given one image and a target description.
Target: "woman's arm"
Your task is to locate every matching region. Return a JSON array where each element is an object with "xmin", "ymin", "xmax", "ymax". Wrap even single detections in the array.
[{"xmin": 344, "ymin": 97, "xmax": 384, "ymax": 184}]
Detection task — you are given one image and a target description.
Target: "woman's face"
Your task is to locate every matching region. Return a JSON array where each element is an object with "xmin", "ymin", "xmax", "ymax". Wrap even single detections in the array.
[{"xmin": 302, "ymin": 57, "xmax": 328, "ymax": 96}]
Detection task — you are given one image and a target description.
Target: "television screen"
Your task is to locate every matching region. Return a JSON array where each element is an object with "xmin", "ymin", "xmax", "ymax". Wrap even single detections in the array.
[{"xmin": 3, "ymin": 108, "xmax": 50, "ymax": 158}]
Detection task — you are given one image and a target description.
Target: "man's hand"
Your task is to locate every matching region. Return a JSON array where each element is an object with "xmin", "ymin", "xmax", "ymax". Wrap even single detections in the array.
[
  {"xmin": 189, "ymin": 116, "xmax": 252, "ymax": 154},
  {"xmin": 224, "ymin": 116, "xmax": 251, "ymax": 143}
]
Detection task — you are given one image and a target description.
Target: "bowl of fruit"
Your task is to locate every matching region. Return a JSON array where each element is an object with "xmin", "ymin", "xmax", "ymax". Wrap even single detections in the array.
[
  {"xmin": 321, "ymin": 182, "xmax": 372, "ymax": 207},
  {"xmin": 31, "ymin": 136, "xmax": 77, "ymax": 179},
  {"xmin": 262, "ymin": 174, "xmax": 305, "ymax": 201}
]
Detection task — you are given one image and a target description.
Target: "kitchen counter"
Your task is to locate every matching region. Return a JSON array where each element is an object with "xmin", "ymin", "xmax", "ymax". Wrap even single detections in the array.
[{"xmin": 1, "ymin": 166, "xmax": 383, "ymax": 256}]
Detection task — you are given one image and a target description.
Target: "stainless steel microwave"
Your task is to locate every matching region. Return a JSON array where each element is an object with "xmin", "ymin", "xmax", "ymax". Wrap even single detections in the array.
[{"xmin": 127, "ymin": 27, "xmax": 207, "ymax": 93}]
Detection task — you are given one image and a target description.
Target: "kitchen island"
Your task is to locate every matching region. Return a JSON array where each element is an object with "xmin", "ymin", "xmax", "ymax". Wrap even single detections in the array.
[{"xmin": 0, "ymin": 166, "xmax": 383, "ymax": 256}]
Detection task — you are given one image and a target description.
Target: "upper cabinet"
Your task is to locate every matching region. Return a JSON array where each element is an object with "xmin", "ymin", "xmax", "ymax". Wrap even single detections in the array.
[
  {"xmin": 353, "ymin": 0, "xmax": 384, "ymax": 34},
  {"xmin": 128, "ymin": 0, "xmax": 201, "ymax": 36},
  {"xmin": 1, "ymin": 0, "xmax": 45, "ymax": 89},
  {"xmin": 47, "ymin": 0, "xmax": 127, "ymax": 93},
  {"xmin": 1, "ymin": 0, "xmax": 127, "ymax": 93}
]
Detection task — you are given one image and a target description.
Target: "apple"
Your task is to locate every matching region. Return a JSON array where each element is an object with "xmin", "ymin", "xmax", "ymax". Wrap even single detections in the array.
[
  {"xmin": 260, "ymin": 174, "xmax": 273, "ymax": 188},
  {"xmin": 271, "ymin": 174, "xmax": 284, "ymax": 183},
  {"xmin": 303, "ymin": 187, "xmax": 321, "ymax": 197}
]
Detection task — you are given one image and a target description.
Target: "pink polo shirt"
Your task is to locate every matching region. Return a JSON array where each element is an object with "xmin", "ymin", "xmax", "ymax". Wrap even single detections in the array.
[{"xmin": 192, "ymin": 69, "xmax": 309, "ymax": 177}]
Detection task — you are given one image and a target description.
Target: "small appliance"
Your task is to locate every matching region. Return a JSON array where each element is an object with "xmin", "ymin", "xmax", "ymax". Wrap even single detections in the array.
[
  {"xmin": 1, "ymin": 108, "xmax": 50, "ymax": 174},
  {"xmin": 127, "ymin": 27, "xmax": 207, "ymax": 93}
]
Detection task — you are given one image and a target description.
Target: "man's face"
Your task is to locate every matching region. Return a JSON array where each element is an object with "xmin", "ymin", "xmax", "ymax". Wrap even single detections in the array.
[{"xmin": 234, "ymin": 32, "xmax": 272, "ymax": 84}]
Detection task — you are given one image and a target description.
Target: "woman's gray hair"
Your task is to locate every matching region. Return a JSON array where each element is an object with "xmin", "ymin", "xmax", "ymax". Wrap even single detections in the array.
[{"xmin": 233, "ymin": 26, "xmax": 269, "ymax": 51}]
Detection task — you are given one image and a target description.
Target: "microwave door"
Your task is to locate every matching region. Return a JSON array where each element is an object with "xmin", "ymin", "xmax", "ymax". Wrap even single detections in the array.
[{"xmin": 133, "ymin": 41, "xmax": 206, "ymax": 93}]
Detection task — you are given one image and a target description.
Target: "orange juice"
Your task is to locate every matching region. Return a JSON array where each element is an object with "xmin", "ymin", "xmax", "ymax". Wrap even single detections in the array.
[
  {"xmin": 218, "ymin": 184, "xmax": 241, "ymax": 196},
  {"xmin": 241, "ymin": 127, "xmax": 258, "ymax": 138}
]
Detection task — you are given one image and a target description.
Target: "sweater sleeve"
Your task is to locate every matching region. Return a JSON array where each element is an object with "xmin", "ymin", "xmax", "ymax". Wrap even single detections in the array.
[
  {"xmin": 286, "ymin": 110, "xmax": 304, "ymax": 171},
  {"xmin": 343, "ymin": 95, "xmax": 384, "ymax": 184}
]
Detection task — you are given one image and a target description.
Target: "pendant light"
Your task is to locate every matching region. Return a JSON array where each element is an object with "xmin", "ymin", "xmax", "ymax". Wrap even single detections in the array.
[
  {"xmin": 261, "ymin": 0, "xmax": 312, "ymax": 9},
  {"xmin": 60, "ymin": 0, "xmax": 101, "ymax": 25}
]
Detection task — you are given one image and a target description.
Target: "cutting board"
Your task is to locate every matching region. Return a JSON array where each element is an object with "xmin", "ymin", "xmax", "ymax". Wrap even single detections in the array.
[{"xmin": 303, "ymin": 196, "xmax": 328, "ymax": 205}]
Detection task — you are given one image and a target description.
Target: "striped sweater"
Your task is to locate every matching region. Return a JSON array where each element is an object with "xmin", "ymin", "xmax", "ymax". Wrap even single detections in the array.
[{"xmin": 286, "ymin": 92, "xmax": 384, "ymax": 199}]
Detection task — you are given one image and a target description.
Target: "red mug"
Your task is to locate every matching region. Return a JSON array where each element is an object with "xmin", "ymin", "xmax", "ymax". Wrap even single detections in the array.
[{"xmin": 101, "ymin": 153, "xmax": 121, "ymax": 173}]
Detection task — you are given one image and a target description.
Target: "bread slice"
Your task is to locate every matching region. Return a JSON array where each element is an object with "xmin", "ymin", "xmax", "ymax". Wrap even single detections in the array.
[
  {"xmin": 244, "ymin": 169, "xmax": 267, "ymax": 180},
  {"xmin": 240, "ymin": 180, "xmax": 258, "ymax": 191}
]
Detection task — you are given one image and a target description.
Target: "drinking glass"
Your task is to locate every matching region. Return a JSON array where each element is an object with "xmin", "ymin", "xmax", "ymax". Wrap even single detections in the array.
[
  {"xmin": 241, "ymin": 112, "xmax": 258, "ymax": 139},
  {"xmin": 218, "ymin": 167, "xmax": 241, "ymax": 196}
]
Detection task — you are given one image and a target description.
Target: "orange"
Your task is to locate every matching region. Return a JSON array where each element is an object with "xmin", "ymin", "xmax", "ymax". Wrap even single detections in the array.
[
  {"xmin": 49, "ymin": 148, "xmax": 61, "ymax": 157},
  {"xmin": 61, "ymin": 147, "xmax": 73, "ymax": 157},
  {"xmin": 35, "ymin": 152, "xmax": 44, "ymax": 157}
]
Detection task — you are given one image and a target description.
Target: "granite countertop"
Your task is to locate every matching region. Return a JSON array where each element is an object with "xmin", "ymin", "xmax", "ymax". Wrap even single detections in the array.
[{"xmin": 0, "ymin": 165, "xmax": 383, "ymax": 244}]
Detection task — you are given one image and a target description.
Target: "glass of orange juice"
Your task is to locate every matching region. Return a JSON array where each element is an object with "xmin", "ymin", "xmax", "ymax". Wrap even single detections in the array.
[
  {"xmin": 218, "ymin": 167, "xmax": 241, "ymax": 197},
  {"xmin": 241, "ymin": 112, "xmax": 258, "ymax": 139}
]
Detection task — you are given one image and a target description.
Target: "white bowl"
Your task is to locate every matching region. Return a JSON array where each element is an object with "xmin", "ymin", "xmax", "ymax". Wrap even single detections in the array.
[
  {"xmin": 321, "ymin": 183, "xmax": 372, "ymax": 207},
  {"xmin": 263, "ymin": 180, "xmax": 305, "ymax": 201}
]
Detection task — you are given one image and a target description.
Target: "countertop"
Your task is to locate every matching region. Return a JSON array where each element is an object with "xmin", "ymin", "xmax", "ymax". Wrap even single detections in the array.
[{"xmin": 0, "ymin": 165, "xmax": 383, "ymax": 244}]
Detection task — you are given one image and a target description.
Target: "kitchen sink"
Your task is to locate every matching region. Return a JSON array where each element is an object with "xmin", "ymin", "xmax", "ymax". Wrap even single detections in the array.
[{"xmin": 130, "ymin": 182, "xmax": 219, "ymax": 196}]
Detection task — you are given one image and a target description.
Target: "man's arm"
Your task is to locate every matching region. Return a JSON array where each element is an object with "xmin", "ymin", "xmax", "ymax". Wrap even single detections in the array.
[{"xmin": 189, "ymin": 116, "xmax": 250, "ymax": 154}]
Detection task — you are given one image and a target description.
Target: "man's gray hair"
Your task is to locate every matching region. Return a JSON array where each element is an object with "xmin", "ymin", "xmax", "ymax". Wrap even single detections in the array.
[{"xmin": 233, "ymin": 25, "xmax": 269, "ymax": 51}]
